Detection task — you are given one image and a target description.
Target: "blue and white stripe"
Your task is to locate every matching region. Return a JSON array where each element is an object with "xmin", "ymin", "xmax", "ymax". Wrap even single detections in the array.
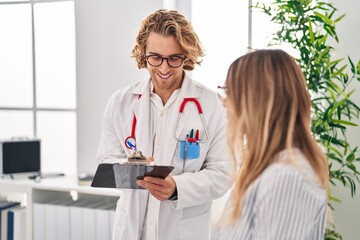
[{"xmin": 212, "ymin": 149, "xmax": 327, "ymax": 240}]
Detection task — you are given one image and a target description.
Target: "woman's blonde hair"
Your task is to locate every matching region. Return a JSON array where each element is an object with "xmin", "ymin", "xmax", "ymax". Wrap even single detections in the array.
[
  {"xmin": 131, "ymin": 9, "xmax": 204, "ymax": 71},
  {"xmin": 225, "ymin": 49, "xmax": 329, "ymax": 223}
]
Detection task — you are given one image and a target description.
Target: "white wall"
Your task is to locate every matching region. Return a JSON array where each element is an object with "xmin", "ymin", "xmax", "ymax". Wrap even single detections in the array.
[
  {"xmin": 330, "ymin": 1, "xmax": 360, "ymax": 239},
  {"xmin": 75, "ymin": 0, "xmax": 163, "ymax": 175}
]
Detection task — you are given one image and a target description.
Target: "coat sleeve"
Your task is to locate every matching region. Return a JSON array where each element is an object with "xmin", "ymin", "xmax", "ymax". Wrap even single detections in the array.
[
  {"xmin": 96, "ymin": 92, "xmax": 127, "ymax": 164},
  {"xmin": 172, "ymin": 95, "xmax": 232, "ymax": 210}
]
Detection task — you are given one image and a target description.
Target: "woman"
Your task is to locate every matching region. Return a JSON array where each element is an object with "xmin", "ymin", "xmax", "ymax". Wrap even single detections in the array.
[{"xmin": 212, "ymin": 49, "xmax": 329, "ymax": 239}]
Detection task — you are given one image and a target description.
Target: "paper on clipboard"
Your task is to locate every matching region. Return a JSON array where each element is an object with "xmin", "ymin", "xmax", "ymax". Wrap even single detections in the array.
[{"xmin": 91, "ymin": 163, "xmax": 174, "ymax": 189}]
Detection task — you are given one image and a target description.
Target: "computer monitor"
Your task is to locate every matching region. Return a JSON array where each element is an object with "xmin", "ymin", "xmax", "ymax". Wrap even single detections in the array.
[{"xmin": 0, "ymin": 139, "xmax": 41, "ymax": 174}]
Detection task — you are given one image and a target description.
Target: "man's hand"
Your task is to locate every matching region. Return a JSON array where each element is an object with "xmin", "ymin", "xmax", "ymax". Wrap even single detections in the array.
[
  {"xmin": 146, "ymin": 156, "xmax": 154, "ymax": 165},
  {"xmin": 136, "ymin": 175, "xmax": 176, "ymax": 201}
]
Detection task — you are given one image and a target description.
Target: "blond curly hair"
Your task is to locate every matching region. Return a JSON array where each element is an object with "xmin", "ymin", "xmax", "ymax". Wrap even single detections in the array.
[{"xmin": 131, "ymin": 9, "xmax": 204, "ymax": 71}]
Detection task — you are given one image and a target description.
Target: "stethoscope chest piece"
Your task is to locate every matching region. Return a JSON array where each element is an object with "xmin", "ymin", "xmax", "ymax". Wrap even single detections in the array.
[{"xmin": 125, "ymin": 136, "xmax": 136, "ymax": 149}]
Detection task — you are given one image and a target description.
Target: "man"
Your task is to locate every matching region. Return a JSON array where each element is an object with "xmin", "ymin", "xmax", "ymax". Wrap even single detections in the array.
[{"xmin": 97, "ymin": 9, "xmax": 231, "ymax": 240}]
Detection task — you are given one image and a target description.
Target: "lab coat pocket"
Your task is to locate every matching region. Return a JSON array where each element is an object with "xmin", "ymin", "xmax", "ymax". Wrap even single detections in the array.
[
  {"xmin": 179, "ymin": 141, "xmax": 200, "ymax": 160},
  {"xmin": 178, "ymin": 210, "xmax": 210, "ymax": 239}
]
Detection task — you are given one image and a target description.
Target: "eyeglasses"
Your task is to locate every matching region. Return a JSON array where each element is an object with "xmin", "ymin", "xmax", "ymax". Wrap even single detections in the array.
[
  {"xmin": 145, "ymin": 54, "xmax": 186, "ymax": 68},
  {"xmin": 217, "ymin": 85, "xmax": 227, "ymax": 101}
]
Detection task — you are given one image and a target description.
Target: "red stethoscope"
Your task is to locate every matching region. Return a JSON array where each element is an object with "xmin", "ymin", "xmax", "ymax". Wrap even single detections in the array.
[{"xmin": 124, "ymin": 97, "xmax": 209, "ymax": 149}]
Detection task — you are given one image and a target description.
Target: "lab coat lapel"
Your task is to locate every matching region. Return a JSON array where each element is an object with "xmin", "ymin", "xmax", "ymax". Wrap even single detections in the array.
[
  {"xmin": 132, "ymin": 79, "xmax": 153, "ymax": 157},
  {"xmin": 163, "ymin": 73, "xmax": 198, "ymax": 166}
]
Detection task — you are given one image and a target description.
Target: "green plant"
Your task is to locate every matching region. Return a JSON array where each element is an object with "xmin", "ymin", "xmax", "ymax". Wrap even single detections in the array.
[{"xmin": 254, "ymin": 0, "xmax": 360, "ymax": 239}]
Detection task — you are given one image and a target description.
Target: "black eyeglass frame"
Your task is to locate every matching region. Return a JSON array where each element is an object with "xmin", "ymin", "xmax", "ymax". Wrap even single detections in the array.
[
  {"xmin": 217, "ymin": 85, "xmax": 228, "ymax": 101},
  {"xmin": 145, "ymin": 54, "xmax": 186, "ymax": 68}
]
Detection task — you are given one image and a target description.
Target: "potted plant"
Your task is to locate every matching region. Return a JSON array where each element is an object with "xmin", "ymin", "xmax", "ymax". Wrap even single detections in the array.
[{"xmin": 254, "ymin": 0, "xmax": 360, "ymax": 239}]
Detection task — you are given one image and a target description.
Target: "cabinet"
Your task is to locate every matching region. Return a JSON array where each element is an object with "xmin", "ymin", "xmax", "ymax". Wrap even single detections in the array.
[{"xmin": 0, "ymin": 175, "xmax": 120, "ymax": 240}]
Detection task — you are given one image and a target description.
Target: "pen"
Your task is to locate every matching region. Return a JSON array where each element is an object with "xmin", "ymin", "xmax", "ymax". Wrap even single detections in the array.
[
  {"xmin": 190, "ymin": 129, "xmax": 195, "ymax": 145},
  {"xmin": 183, "ymin": 141, "xmax": 188, "ymax": 173},
  {"xmin": 195, "ymin": 129, "xmax": 199, "ymax": 145},
  {"xmin": 190, "ymin": 129, "xmax": 194, "ymax": 138}
]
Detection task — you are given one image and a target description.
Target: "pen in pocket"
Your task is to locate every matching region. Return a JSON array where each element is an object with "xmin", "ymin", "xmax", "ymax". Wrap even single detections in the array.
[{"xmin": 195, "ymin": 129, "xmax": 199, "ymax": 145}]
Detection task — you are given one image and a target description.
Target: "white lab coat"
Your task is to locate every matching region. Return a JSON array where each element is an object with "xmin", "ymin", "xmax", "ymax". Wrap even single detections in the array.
[{"xmin": 97, "ymin": 72, "xmax": 231, "ymax": 240}]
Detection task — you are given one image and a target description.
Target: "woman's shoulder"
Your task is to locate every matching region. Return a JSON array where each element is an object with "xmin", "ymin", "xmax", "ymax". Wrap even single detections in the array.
[
  {"xmin": 263, "ymin": 149, "xmax": 316, "ymax": 179},
  {"xmin": 257, "ymin": 149, "xmax": 326, "ymax": 199}
]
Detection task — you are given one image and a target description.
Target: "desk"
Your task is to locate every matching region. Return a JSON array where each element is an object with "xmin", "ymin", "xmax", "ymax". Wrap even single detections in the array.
[{"xmin": 0, "ymin": 175, "xmax": 120, "ymax": 240}]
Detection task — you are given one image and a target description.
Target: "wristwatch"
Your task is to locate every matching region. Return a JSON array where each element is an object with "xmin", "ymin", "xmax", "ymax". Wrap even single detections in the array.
[{"xmin": 168, "ymin": 188, "xmax": 178, "ymax": 201}]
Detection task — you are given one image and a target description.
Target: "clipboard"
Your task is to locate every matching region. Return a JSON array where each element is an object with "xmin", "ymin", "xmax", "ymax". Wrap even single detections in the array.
[{"xmin": 91, "ymin": 163, "xmax": 174, "ymax": 189}]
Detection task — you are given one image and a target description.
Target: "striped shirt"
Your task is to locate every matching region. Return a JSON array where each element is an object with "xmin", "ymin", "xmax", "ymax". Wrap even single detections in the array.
[{"xmin": 212, "ymin": 148, "xmax": 327, "ymax": 240}]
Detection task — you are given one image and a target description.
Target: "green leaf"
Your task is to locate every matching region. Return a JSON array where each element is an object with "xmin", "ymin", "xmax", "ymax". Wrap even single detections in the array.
[
  {"xmin": 348, "ymin": 100, "xmax": 360, "ymax": 112},
  {"xmin": 326, "ymin": 81, "xmax": 340, "ymax": 95},
  {"xmin": 308, "ymin": 17, "xmax": 315, "ymax": 44},
  {"xmin": 334, "ymin": 13, "xmax": 345, "ymax": 23},
  {"xmin": 327, "ymin": 144, "xmax": 345, "ymax": 157},
  {"xmin": 330, "ymin": 58, "xmax": 344, "ymax": 68},
  {"xmin": 328, "ymin": 122, "xmax": 346, "ymax": 130},
  {"xmin": 346, "ymin": 147, "xmax": 358, "ymax": 162},
  {"xmin": 331, "ymin": 119, "xmax": 358, "ymax": 127},
  {"xmin": 325, "ymin": 228, "xmax": 343, "ymax": 240},
  {"xmin": 314, "ymin": 11, "xmax": 333, "ymax": 25},
  {"xmin": 348, "ymin": 57, "xmax": 355, "ymax": 74},
  {"xmin": 332, "ymin": 65, "xmax": 347, "ymax": 77},
  {"xmin": 328, "ymin": 98, "xmax": 348, "ymax": 117},
  {"xmin": 314, "ymin": 119, "xmax": 324, "ymax": 128},
  {"xmin": 328, "ymin": 195, "xmax": 341, "ymax": 203},
  {"xmin": 347, "ymin": 163, "xmax": 359, "ymax": 175}
]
